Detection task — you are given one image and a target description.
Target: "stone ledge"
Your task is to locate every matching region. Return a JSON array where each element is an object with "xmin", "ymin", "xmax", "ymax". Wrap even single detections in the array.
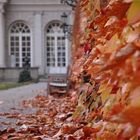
[{"xmin": 0, "ymin": 67, "xmax": 39, "ymax": 82}]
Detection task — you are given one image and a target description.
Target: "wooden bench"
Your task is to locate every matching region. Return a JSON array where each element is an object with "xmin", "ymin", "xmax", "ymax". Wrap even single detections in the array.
[{"xmin": 47, "ymin": 73, "xmax": 69, "ymax": 95}]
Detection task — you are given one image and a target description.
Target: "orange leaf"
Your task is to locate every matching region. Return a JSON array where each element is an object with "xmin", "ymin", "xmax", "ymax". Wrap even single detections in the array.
[
  {"xmin": 110, "ymin": 103, "xmax": 125, "ymax": 116},
  {"xmin": 83, "ymin": 126, "xmax": 100, "ymax": 137},
  {"xmin": 122, "ymin": 86, "xmax": 140, "ymax": 126}
]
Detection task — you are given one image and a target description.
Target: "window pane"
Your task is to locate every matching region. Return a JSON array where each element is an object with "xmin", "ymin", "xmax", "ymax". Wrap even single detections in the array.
[
  {"xmin": 16, "ymin": 42, "xmax": 19, "ymax": 46},
  {"xmin": 16, "ymin": 48, "xmax": 19, "ymax": 51},
  {"xmin": 47, "ymin": 53, "xmax": 50, "ymax": 56},
  {"xmin": 22, "ymin": 42, "xmax": 26, "ymax": 46},
  {"xmin": 27, "ymin": 37, "xmax": 30, "ymax": 41},
  {"xmin": 62, "ymin": 52, "xmax": 65, "ymax": 56},
  {"xmin": 27, "ymin": 42, "xmax": 30, "ymax": 46},
  {"xmin": 11, "ymin": 37, "xmax": 14, "ymax": 41},
  {"xmin": 22, "ymin": 37, "xmax": 26, "ymax": 41},
  {"xmin": 10, "ymin": 22, "xmax": 30, "ymax": 33},
  {"xmin": 27, "ymin": 48, "xmax": 30, "ymax": 51},
  {"xmin": 11, "ymin": 48, "xmax": 14, "ymax": 51},
  {"xmin": 11, "ymin": 42, "xmax": 14, "ymax": 46},
  {"xmin": 16, "ymin": 63, "xmax": 19, "ymax": 67},
  {"xmin": 15, "ymin": 37, "xmax": 19, "ymax": 41},
  {"xmin": 47, "ymin": 47, "xmax": 50, "ymax": 51}
]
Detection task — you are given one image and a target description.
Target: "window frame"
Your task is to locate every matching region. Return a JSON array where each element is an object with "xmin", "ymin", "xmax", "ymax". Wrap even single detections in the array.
[
  {"xmin": 9, "ymin": 22, "xmax": 32, "ymax": 67},
  {"xmin": 46, "ymin": 21, "xmax": 67, "ymax": 68}
]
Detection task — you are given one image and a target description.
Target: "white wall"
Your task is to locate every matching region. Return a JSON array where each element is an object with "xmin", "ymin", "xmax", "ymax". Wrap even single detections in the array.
[{"xmin": 5, "ymin": 0, "xmax": 73, "ymax": 75}]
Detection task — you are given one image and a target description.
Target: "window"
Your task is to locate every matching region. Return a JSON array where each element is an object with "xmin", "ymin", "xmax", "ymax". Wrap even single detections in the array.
[
  {"xmin": 57, "ymin": 36, "xmax": 66, "ymax": 67},
  {"xmin": 9, "ymin": 22, "xmax": 31, "ymax": 67},
  {"xmin": 46, "ymin": 22, "xmax": 66, "ymax": 67}
]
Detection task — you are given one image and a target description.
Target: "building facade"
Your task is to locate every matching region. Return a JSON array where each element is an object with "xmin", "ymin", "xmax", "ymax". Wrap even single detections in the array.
[{"xmin": 0, "ymin": 0, "xmax": 73, "ymax": 80}]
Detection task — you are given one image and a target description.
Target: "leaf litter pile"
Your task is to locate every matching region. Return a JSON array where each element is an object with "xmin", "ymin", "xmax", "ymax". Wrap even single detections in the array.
[
  {"xmin": 1, "ymin": 0, "xmax": 140, "ymax": 139},
  {"xmin": 0, "ymin": 95, "xmax": 78, "ymax": 139}
]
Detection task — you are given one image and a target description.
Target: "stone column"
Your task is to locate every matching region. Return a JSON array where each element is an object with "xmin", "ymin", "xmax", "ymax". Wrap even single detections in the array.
[
  {"xmin": 0, "ymin": 2, "xmax": 6, "ymax": 67},
  {"xmin": 34, "ymin": 11, "xmax": 43, "ymax": 74}
]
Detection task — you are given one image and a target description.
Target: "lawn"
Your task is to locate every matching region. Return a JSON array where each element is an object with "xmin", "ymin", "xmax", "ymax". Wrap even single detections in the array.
[{"xmin": 0, "ymin": 81, "xmax": 33, "ymax": 90}]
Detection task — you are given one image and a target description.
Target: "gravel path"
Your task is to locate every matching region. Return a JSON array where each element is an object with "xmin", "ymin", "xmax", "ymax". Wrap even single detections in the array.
[{"xmin": 0, "ymin": 82, "xmax": 47, "ymax": 112}]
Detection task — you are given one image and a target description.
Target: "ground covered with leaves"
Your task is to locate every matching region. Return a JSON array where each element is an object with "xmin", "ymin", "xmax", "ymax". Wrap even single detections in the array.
[{"xmin": 0, "ymin": 95, "xmax": 77, "ymax": 139}]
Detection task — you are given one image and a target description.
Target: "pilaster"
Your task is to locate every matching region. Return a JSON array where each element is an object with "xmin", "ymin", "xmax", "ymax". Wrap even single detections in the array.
[
  {"xmin": 33, "ymin": 11, "xmax": 44, "ymax": 74},
  {"xmin": 0, "ymin": 0, "xmax": 7, "ymax": 67}
]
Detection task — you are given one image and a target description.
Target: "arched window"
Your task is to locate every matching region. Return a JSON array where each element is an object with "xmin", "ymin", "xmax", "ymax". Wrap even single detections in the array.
[
  {"xmin": 46, "ymin": 21, "xmax": 67, "ymax": 69},
  {"xmin": 9, "ymin": 22, "xmax": 31, "ymax": 67}
]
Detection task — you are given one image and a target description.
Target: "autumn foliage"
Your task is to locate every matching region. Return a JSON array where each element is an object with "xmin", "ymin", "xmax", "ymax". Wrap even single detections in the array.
[
  {"xmin": 69, "ymin": 0, "xmax": 140, "ymax": 139},
  {"xmin": 0, "ymin": 0, "xmax": 140, "ymax": 139}
]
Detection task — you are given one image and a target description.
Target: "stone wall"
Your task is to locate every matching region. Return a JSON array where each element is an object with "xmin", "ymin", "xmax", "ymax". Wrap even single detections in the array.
[{"xmin": 0, "ymin": 67, "xmax": 39, "ymax": 82}]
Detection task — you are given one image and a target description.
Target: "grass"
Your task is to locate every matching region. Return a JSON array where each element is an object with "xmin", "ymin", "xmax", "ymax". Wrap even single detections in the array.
[{"xmin": 0, "ymin": 81, "xmax": 34, "ymax": 90}]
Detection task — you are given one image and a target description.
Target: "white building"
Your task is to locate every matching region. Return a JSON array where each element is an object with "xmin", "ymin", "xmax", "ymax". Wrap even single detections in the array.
[{"xmin": 0, "ymin": 0, "xmax": 73, "ymax": 81}]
